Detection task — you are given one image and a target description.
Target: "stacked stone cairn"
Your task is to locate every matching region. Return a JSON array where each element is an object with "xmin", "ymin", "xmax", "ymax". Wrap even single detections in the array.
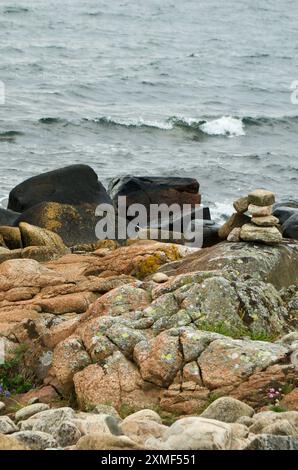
[{"xmin": 219, "ymin": 189, "xmax": 283, "ymax": 245}]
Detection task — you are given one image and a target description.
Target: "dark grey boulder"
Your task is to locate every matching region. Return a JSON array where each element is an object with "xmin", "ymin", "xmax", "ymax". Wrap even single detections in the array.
[
  {"xmin": 8, "ymin": 164, "xmax": 111, "ymax": 212},
  {"xmin": 283, "ymin": 213, "xmax": 298, "ymax": 240},
  {"xmin": 0, "ymin": 207, "xmax": 20, "ymax": 226},
  {"xmin": 108, "ymin": 176, "xmax": 201, "ymax": 220},
  {"xmin": 273, "ymin": 204, "xmax": 298, "ymax": 225}
]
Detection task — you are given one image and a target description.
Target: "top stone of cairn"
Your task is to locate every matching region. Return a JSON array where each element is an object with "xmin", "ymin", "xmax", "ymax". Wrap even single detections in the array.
[{"xmin": 248, "ymin": 189, "xmax": 275, "ymax": 207}]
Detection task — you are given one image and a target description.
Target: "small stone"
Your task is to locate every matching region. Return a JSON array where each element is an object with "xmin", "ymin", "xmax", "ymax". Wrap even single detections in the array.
[
  {"xmin": 227, "ymin": 227, "xmax": 241, "ymax": 242},
  {"xmin": 218, "ymin": 213, "xmax": 250, "ymax": 239},
  {"xmin": 0, "ymin": 434, "xmax": 28, "ymax": 450},
  {"xmin": 28, "ymin": 397, "xmax": 40, "ymax": 405},
  {"xmin": 248, "ymin": 189, "xmax": 275, "ymax": 207},
  {"xmin": 94, "ymin": 404, "xmax": 121, "ymax": 420},
  {"xmin": 248, "ymin": 204, "xmax": 273, "ymax": 217},
  {"xmin": 0, "ymin": 416, "xmax": 19, "ymax": 434},
  {"xmin": 0, "ymin": 402, "xmax": 5, "ymax": 413},
  {"xmin": 75, "ymin": 432, "xmax": 141, "ymax": 450},
  {"xmin": 13, "ymin": 431, "xmax": 58, "ymax": 450},
  {"xmin": 251, "ymin": 215, "xmax": 279, "ymax": 227},
  {"xmin": 233, "ymin": 196, "xmax": 249, "ymax": 214},
  {"xmin": 200, "ymin": 397, "xmax": 254, "ymax": 423},
  {"xmin": 236, "ymin": 416, "xmax": 255, "ymax": 427},
  {"xmin": 152, "ymin": 272, "xmax": 169, "ymax": 283},
  {"xmin": 15, "ymin": 403, "xmax": 50, "ymax": 423},
  {"xmin": 240, "ymin": 224, "xmax": 282, "ymax": 244}
]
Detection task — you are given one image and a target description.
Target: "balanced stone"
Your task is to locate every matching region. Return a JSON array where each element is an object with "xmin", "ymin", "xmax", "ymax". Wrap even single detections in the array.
[
  {"xmin": 233, "ymin": 196, "xmax": 249, "ymax": 214},
  {"xmin": 227, "ymin": 227, "xmax": 241, "ymax": 242},
  {"xmin": 240, "ymin": 223, "xmax": 282, "ymax": 244},
  {"xmin": 251, "ymin": 215, "xmax": 279, "ymax": 227},
  {"xmin": 248, "ymin": 204, "xmax": 273, "ymax": 217},
  {"xmin": 218, "ymin": 213, "xmax": 250, "ymax": 239},
  {"xmin": 248, "ymin": 189, "xmax": 275, "ymax": 207}
]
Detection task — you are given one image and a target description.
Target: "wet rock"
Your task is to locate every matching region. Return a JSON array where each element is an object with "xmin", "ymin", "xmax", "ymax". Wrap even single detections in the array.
[
  {"xmin": 8, "ymin": 164, "xmax": 111, "ymax": 212},
  {"xmin": 200, "ymin": 397, "xmax": 254, "ymax": 423},
  {"xmin": 273, "ymin": 205, "xmax": 298, "ymax": 225}
]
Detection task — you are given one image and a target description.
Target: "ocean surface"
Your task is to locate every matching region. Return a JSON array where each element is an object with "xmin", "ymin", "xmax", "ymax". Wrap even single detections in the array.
[{"xmin": 0, "ymin": 0, "xmax": 298, "ymax": 221}]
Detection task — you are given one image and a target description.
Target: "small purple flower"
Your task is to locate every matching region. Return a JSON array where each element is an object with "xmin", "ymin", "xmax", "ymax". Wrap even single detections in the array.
[
  {"xmin": 269, "ymin": 388, "xmax": 275, "ymax": 393},
  {"xmin": 0, "ymin": 386, "xmax": 3, "ymax": 395},
  {"xmin": 269, "ymin": 393, "xmax": 274, "ymax": 399},
  {"xmin": 4, "ymin": 390, "xmax": 10, "ymax": 398}
]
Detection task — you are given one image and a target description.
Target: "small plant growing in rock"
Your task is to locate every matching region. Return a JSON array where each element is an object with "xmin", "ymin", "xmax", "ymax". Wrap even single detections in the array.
[
  {"xmin": 267, "ymin": 387, "xmax": 287, "ymax": 412},
  {"xmin": 0, "ymin": 344, "xmax": 32, "ymax": 395}
]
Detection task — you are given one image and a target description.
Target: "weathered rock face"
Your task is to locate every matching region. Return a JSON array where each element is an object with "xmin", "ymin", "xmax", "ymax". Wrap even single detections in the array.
[
  {"xmin": 159, "ymin": 241, "xmax": 298, "ymax": 289},
  {"xmin": 19, "ymin": 222, "xmax": 68, "ymax": 254},
  {"xmin": 108, "ymin": 176, "xmax": 201, "ymax": 217},
  {"xmin": 8, "ymin": 164, "xmax": 111, "ymax": 213},
  {"xmin": 15, "ymin": 201, "xmax": 105, "ymax": 247},
  {"xmin": 0, "ymin": 226, "xmax": 22, "ymax": 249},
  {"xmin": 0, "ymin": 238, "xmax": 297, "ymax": 420}
]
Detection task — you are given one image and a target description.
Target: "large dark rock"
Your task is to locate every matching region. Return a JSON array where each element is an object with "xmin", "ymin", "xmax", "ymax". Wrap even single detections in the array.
[
  {"xmin": 273, "ymin": 204, "xmax": 298, "ymax": 225},
  {"xmin": 8, "ymin": 165, "xmax": 111, "ymax": 213},
  {"xmin": 108, "ymin": 176, "xmax": 201, "ymax": 220},
  {"xmin": 0, "ymin": 207, "xmax": 20, "ymax": 226},
  {"xmin": 283, "ymin": 213, "xmax": 298, "ymax": 240}
]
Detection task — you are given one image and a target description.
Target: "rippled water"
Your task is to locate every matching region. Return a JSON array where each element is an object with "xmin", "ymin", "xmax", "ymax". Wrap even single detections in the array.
[{"xmin": 0, "ymin": 0, "xmax": 297, "ymax": 220}]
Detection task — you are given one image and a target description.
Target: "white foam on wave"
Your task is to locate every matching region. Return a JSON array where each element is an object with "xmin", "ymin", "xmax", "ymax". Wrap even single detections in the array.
[
  {"xmin": 100, "ymin": 116, "xmax": 174, "ymax": 130},
  {"xmin": 210, "ymin": 201, "xmax": 234, "ymax": 224},
  {"xmin": 199, "ymin": 116, "xmax": 245, "ymax": 137}
]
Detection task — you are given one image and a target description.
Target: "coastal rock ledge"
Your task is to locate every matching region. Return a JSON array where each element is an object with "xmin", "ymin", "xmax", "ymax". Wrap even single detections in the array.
[{"xmin": 0, "ymin": 238, "xmax": 297, "ymax": 428}]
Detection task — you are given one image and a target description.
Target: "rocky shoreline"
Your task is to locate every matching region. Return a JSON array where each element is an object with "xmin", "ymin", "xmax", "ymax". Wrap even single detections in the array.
[{"xmin": 0, "ymin": 165, "xmax": 297, "ymax": 451}]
